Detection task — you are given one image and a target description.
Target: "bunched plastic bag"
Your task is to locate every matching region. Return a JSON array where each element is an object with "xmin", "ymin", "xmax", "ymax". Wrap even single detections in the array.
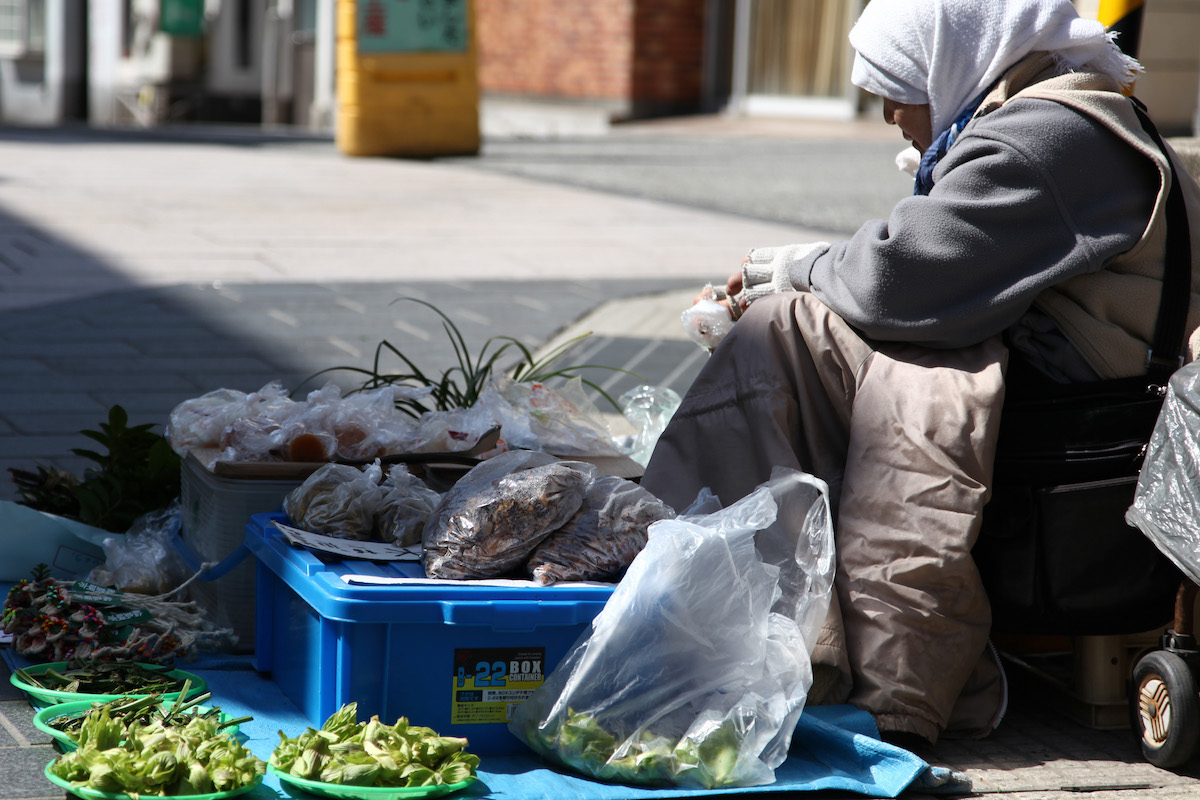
[
  {"xmin": 1126, "ymin": 360, "xmax": 1200, "ymax": 586},
  {"xmin": 376, "ymin": 464, "xmax": 443, "ymax": 546},
  {"xmin": 509, "ymin": 467, "xmax": 835, "ymax": 789},
  {"xmin": 283, "ymin": 461, "xmax": 388, "ymax": 541}
]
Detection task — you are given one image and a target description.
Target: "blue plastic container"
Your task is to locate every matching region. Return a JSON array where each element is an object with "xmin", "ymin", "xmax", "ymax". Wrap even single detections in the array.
[{"xmin": 246, "ymin": 512, "xmax": 613, "ymax": 754}]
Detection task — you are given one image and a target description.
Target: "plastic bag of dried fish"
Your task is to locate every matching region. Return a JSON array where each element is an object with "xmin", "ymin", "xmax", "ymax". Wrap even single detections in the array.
[
  {"xmin": 526, "ymin": 474, "xmax": 675, "ymax": 585},
  {"xmin": 283, "ymin": 461, "xmax": 388, "ymax": 540},
  {"xmin": 422, "ymin": 450, "xmax": 596, "ymax": 579},
  {"xmin": 377, "ymin": 464, "xmax": 443, "ymax": 546}
]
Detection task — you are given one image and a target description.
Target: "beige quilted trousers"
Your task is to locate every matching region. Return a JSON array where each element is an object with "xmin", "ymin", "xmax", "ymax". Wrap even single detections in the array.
[{"xmin": 640, "ymin": 292, "xmax": 1008, "ymax": 744}]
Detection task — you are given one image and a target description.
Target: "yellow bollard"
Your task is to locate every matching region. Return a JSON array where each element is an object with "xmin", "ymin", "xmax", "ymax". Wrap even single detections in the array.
[
  {"xmin": 1098, "ymin": 0, "xmax": 1145, "ymax": 58},
  {"xmin": 336, "ymin": 0, "xmax": 481, "ymax": 158},
  {"xmin": 1098, "ymin": 0, "xmax": 1145, "ymax": 95}
]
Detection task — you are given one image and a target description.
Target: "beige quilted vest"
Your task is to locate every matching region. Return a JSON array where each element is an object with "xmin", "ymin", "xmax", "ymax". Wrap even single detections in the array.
[{"xmin": 979, "ymin": 55, "xmax": 1200, "ymax": 379}]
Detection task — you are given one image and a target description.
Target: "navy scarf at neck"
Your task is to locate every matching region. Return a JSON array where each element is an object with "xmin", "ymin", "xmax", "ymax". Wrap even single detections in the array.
[{"xmin": 913, "ymin": 89, "xmax": 991, "ymax": 196}]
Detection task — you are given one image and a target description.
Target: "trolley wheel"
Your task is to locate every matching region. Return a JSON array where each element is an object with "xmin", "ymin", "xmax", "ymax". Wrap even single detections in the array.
[{"xmin": 1132, "ymin": 650, "xmax": 1200, "ymax": 768}]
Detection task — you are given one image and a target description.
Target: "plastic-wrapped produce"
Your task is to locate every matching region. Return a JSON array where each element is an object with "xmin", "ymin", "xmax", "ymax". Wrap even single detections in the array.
[
  {"xmin": 1127, "ymin": 361, "xmax": 1200, "ymax": 586},
  {"xmin": 681, "ymin": 298, "xmax": 734, "ymax": 351},
  {"xmin": 423, "ymin": 450, "xmax": 596, "ymax": 579},
  {"xmin": 167, "ymin": 382, "xmax": 296, "ymax": 455},
  {"xmin": 510, "ymin": 469, "xmax": 835, "ymax": 789},
  {"xmin": 377, "ymin": 464, "xmax": 443, "ymax": 546},
  {"xmin": 283, "ymin": 462, "xmax": 388, "ymax": 541},
  {"xmin": 527, "ymin": 474, "xmax": 674, "ymax": 585}
]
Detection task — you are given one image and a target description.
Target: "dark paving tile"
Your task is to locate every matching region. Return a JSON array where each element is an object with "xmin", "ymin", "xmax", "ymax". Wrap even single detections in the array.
[
  {"xmin": 0, "ymin": 743, "xmax": 61, "ymax": 799},
  {"xmin": 0, "ymin": 700, "xmax": 53, "ymax": 747}
]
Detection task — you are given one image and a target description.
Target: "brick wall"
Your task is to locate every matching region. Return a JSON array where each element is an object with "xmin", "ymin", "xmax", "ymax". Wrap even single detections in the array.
[
  {"xmin": 631, "ymin": 0, "xmax": 706, "ymax": 112},
  {"xmin": 475, "ymin": 0, "xmax": 706, "ymax": 114}
]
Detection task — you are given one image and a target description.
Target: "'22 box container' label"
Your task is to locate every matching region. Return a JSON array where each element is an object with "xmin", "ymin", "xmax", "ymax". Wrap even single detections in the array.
[{"xmin": 452, "ymin": 647, "xmax": 545, "ymax": 724}]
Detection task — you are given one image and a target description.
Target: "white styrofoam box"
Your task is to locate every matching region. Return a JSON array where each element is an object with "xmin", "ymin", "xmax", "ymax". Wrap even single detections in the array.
[{"xmin": 179, "ymin": 452, "xmax": 306, "ymax": 652}]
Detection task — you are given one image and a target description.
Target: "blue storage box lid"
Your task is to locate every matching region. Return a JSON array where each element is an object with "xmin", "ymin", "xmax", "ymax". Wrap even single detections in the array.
[{"xmin": 245, "ymin": 512, "xmax": 614, "ymax": 629}]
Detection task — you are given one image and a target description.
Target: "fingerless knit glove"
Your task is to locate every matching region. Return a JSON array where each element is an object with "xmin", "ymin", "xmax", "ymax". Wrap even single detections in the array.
[{"xmin": 737, "ymin": 242, "xmax": 831, "ymax": 309}]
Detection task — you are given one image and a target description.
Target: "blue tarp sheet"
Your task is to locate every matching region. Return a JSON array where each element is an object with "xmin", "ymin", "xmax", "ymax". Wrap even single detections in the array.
[{"xmin": 5, "ymin": 648, "xmax": 964, "ymax": 799}]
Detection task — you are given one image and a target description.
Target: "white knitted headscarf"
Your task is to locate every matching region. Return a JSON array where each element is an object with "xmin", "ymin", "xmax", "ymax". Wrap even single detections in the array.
[{"xmin": 848, "ymin": 0, "xmax": 1143, "ymax": 145}]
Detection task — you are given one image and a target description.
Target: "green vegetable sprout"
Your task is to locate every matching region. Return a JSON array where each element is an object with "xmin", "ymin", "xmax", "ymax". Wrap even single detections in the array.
[
  {"xmin": 46, "ymin": 686, "xmax": 250, "ymax": 742},
  {"xmin": 270, "ymin": 702, "xmax": 480, "ymax": 788},
  {"xmin": 47, "ymin": 694, "xmax": 264, "ymax": 797},
  {"xmin": 525, "ymin": 708, "xmax": 747, "ymax": 789}
]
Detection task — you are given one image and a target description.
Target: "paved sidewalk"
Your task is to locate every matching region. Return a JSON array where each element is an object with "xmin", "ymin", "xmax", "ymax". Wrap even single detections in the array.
[
  {"xmin": 0, "ymin": 122, "xmax": 819, "ymax": 489},
  {"xmin": 0, "ymin": 111, "xmax": 1198, "ymax": 798}
]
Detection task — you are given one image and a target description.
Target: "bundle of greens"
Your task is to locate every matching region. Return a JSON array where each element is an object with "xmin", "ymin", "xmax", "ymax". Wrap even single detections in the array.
[
  {"xmin": 47, "ymin": 700, "xmax": 264, "ymax": 796},
  {"xmin": 15, "ymin": 662, "xmax": 191, "ymax": 698},
  {"xmin": 270, "ymin": 702, "xmax": 479, "ymax": 788},
  {"xmin": 44, "ymin": 687, "xmax": 249, "ymax": 741}
]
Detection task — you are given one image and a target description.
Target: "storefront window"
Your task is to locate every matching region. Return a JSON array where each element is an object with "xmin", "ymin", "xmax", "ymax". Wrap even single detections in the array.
[
  {"xmin": 296, "ymin": 0, "xmax": 318, "ymax": 33},
  {"xmin": 747, "ymin": 0, "xmax": 854, "ymax": 98},
  {"xmin": 26, "ymin": 0, "xmax": 44, "ymax": 52},
  {"xmin": 0, "ymin": 0, "xmax": 45, "ymax": 58}
]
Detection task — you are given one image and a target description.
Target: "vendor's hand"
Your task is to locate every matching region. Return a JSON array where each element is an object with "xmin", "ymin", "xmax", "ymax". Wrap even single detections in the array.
[
  {"xmin": 724, "ymin": 256, "xmax": 749, "ymax": 313},
  {"xmin": 691, "ymin": 256, "xmax": 750, "ymax": 317},
  {"xmin": 692, "ymin": 286, "xmax": 722, "ymax": 306}
]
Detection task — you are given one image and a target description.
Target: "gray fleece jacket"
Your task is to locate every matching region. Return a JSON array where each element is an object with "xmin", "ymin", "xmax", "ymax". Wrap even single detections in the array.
[{"xmin": 742, "ymin": 57, "xmax": 1183, "ymax": 380}]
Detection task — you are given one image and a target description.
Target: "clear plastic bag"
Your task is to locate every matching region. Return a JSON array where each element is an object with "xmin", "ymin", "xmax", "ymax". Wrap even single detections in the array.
[
  {"xmin": 422, "ymin": 450, "xmax": 596, "ymax": 579},
  {"xmin": 283, "ymin": 461, "xmax": 389, "ymax": 541},
  {"xmin": 218, "ymin": 383, "xmax": 427, "ymax": 463},
  {"xmin": 297, "ymin": 384, "xmax": 424, "ymax": 462},
  {"xmin": 526, "ymin": 474, "xmax": 675, "ymax": 585},
  {"xmin": 167, "ymin": 382, "xmax": 296, "ymax": 456},
  {"xmin": 410, "ymin": 401, "xmax": 509, "ymax": 456},
  {"xmin": 483, "ymin": 377, "xmax": 624, "ymax": 457},
  {"xmin": 1126, "ymin": 361, "xmax": 1200, "ymax": 586},
  {"xmin": 509, "ymin": 468, "xmax": 835, "ymax": 789},
  {"xmin": 87, "ymin": 502, "xmax": 192, "ymax": 596},
  {"xmin": 681, "ymin": 285, "xmax": 735, "ymax": 351},
  {"xmin": 377, "ymin": 464, "xmax": 443, "ymax": 546},
  {"xmin": 617, "ymin": 385, "xmax": 682, "ymax": 467}
]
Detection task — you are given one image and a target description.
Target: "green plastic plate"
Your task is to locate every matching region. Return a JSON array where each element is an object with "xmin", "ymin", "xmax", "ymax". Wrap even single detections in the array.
[
  {"xmin": 43, "ymin": 762, "xmax": 261, "ymax": 800},
  {"xmin": 33, "ymin": 699, "xmax": 241, "ymax": 750},
  {"xmin": 10, "ymin": 661, "xmax": 207, "ymax": 707},
  {"xmin": 267, "ymin": 765, "xmax": 475, "ymax": 799}
]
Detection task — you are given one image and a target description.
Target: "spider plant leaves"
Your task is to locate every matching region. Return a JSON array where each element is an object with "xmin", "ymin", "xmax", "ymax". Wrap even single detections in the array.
[{"xmin": 302, "ymin": 297, "xmax": 643, "ymax": 418}]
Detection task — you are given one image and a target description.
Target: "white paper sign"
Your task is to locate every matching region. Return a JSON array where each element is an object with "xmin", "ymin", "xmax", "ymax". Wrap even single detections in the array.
[
  {"xmin": 342, "ymin": 574, "xmax": 612, "ymax": 589},
  {"xmin": 272, "ymin": 521, "xmax": 422, "ymax": 562}
]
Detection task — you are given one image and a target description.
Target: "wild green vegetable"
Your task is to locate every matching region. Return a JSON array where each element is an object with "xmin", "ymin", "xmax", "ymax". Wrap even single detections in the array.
[
  {"xmin": 16, "ymin": 661, "xmax": 189, "ymax": 697},
  {"xmin": 270, "ymin": 702, "xmax": 479, "ymax": 788},
  {"xmin": 47, "ymin": 700, "xmax": 264, "ymax": 797},
  {"xmin": 47, "ymin": 689, "xmax": 250, "ymax": 739},
  {"xmin": 523, "ymin": 708, "xmax": 746, "ymax": 789}
]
